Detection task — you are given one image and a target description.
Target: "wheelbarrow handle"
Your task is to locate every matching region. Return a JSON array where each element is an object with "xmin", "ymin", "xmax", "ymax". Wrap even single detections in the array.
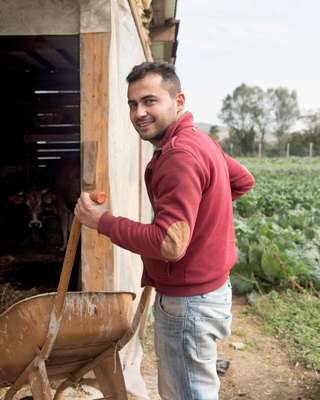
[
  {"xmin": 41, "ymin": 191, "xmax": 107, "ymax": 358},
  {"xmin": 54, "ymin": 216, "xmax": 81, "ymax": 317},
  {"xmin": 54, "ymin": 191, "xmax": 106, "ymax": 318},
  {"xmin": 89, "ymin": 190, "xmax": 107, "ymax": 204},
  {"xmin": 38, "ymin": 216, "xmax": 81, "ymax": 359}
]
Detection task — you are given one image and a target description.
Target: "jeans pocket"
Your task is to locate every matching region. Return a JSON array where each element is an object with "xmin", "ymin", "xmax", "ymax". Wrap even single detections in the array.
[
  {"xmin": 194, "ymin": 316, "xmax": 232, "ymax": 361},
  {"xmin": 157, "ymin": 294, "xmax": 187, "ymax": 319}
]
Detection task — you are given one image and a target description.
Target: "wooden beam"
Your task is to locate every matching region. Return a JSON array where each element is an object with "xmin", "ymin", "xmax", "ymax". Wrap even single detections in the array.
[
  {"xmin": 15, "ymin": 93, "xmax": 80, "ymax": 108},
  {"xmin": 0, "ymin": 35, "xmax": 79, "ymax": 53},
  {"xmin": 26, "ymin": 50, "xmax": 56, "ymax": 71},
  {"xmin": 25, "ymin": 126, "xmax": 80, "ymax": 136},
  {"xmin": 150, "ymin": 0, "xmax": 166, "ymax": 27},
  {"xmin": 24, "ymin": 133, "xmax": 80, "ymax": 143},
  {"xmin": 150, "ymin": 23, "xmax": 177, "ymax": 42},
  {"xmin": 127, "ymin": 0, "xmax": 153, "ymax": 61},
  {"xmin": 0, "ymin": 71, "xmax": 80, "ymax": 91},
  {"xmin": 80, "ymin": 32, "xmax": 113, "ymax": 291}
]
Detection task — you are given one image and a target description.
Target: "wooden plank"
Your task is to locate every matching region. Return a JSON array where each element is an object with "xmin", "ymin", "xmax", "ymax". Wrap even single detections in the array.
[
  {"xmin": 82, "ymin": 141, "xmax": 98, "ymax": 190},
  {"xmin": 0, "ymin": 36, "xmax": 79, "ymax": 74},
  {"xmin": 127, "ymin": 0, "xmax": 153, "ymax": 61},
  {"xmin": 28, "ymin": 361, "xmax": 52, "ymax": 400},
  {"xmin": 26, "ymin": 125, "xmax": 80, "ymax": 136},
  {"xmin": 93, "ymin": 353, "xmax": 128, "ymax": 399},
  {"xmin": 55, "ymin": 48, "xmax": 79, "ymax": 69},
  {"xmin": 14, "ymin": 105, "xmax": 80, "ymax": 115},
  {"xmin": 0, "ymin": 35, "xmax": 79, "ymax": 53},
  {"xmin": 33, "ymin": 110, "xmax": 80, "ymax": 126},
  {"xmin": 24, "ymin": 133, "xmax": 80, "ymax": 143},
  {"xmin": 26, "ymin": 50, "xmax": 56, "ymax": 71},
  {"xmin": 12, "ymin": 93, "xmax": 80, "ymax": 108},
  {"xmin": 150, "ymin": 23, "xmax": 178, "ymax": 42},
  {"xmin": 80, "ymin": 32, "xmax": 113, "ymax": 291},
  {"xmin": 0, "ymin": 71, "xmax": 80, "ymax": 91},
  {"xmin": 150, "ymin": 0, "xmax": 166, "ymax": 27},
  {"xmin": 0, "ymin": 51, "xmax": 40, "ymax": 72}
]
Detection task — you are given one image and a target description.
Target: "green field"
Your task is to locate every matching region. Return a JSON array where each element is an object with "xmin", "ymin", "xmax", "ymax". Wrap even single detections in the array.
[
  {"xmin": 231, "ymin": 157, "xmax": 320, "ymax": 294},
  {"xmin": 251, "ymin": 289, "xmax": 320, "ymax": 371}
]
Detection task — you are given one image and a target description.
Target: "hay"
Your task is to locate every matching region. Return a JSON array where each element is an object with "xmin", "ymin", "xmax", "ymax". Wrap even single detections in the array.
[{"xmin": 0, "ymin": 283, "xmax": 41, "ymax": 314}]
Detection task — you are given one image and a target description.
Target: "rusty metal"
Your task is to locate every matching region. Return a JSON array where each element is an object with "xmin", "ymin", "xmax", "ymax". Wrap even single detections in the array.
[{"xmin": 0, "ymin": 216, "xmax": 152, "ymax": 399}]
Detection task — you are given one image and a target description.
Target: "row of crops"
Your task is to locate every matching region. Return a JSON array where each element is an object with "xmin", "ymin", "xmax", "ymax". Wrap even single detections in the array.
[{"xmin": 232, "ymin": 157, "xmax": 320, "ymax": 294}]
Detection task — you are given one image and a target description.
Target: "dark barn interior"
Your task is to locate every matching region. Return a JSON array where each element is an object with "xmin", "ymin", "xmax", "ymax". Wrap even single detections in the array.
[{"xmin": 0, "ymin": 35, "xmax": 81, "ymax": 306}]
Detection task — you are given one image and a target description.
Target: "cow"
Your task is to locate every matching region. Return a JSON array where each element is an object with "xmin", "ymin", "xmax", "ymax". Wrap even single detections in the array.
[
  {"xmin": 8, "ymin": 189, "xmax": 59, "ymax": 247},
  {"xmin": 8, "ymin": 160, "xmax": 80, "ymax": 251}
]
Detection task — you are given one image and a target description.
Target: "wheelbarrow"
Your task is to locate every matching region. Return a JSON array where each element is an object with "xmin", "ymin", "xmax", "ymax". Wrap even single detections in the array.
[{"xmin": 0, "ymin": 213, "xmax": 152, "ymax": 399}]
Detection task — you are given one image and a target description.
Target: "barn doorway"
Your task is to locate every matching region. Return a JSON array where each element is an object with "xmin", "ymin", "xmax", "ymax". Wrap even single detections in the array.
[{"xmin": 0, "ymin": 35, "xmax": 81, "ymax": 309}]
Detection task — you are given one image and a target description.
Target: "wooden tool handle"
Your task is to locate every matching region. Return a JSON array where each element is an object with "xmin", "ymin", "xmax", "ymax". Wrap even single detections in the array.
[
  {"xmin": 42, "ymin": 191, "xmax": 106, "ymax": 359},
  {"xmin": 89, "ymin": 191, "xmax": 107, "ymax": 204},
  {"xmin": 40, "ymin": 216, "xmax": 81, "ymax": 359}
]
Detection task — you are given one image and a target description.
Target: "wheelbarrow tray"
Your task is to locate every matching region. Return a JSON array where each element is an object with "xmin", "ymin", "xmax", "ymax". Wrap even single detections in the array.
[{"xmin": 0, "ymin": 290, "xmax": 135, "ymax": 387}]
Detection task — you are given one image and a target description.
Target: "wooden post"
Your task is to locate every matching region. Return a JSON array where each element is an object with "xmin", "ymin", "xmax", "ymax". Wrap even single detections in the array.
[
  {"xmin": 258, "ymin": 142, "xmax": 262, "ymax": 158},
  {"xmin": 230, "ymin": 143, "xmax": 234, "ymax": 156},
  {"xmin": 28, "ymin": 360, "xmax": 52, "ymax": 400},
  {"xmin": 309, "ymin": 142, "xmax": 313, "ymax": 158},
  {"xmin": 94, "ymin": 353, "xmax": 128, "ymax": 399},
  {"xmin": 286, "ymin": 143, "xmax": 290, "ymax": 158},
  {"xmin": 80, "ymin": 32, "xmax": 114, "ymax": 291}
]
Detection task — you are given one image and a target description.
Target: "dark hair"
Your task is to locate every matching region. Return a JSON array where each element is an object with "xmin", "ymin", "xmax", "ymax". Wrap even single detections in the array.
[{"xmin": 126, "ymin": 62, "xmax": 181, "ymax": 96}]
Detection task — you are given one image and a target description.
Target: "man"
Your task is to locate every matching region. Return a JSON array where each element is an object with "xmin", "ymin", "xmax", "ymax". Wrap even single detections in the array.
[{"xmin": 75, "ymin": 62, "xmax": 254, "ymax": 399}]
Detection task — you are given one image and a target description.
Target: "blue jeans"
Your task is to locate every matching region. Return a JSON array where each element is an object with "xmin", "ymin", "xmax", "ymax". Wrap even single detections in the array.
[{"xmin": 154, "ymin": 279, "xmax": 232, "ymax": 400}]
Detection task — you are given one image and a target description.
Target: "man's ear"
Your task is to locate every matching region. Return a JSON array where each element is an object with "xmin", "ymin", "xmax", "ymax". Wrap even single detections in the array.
[{"xmin": 176, "ymin": 92, "xmax": 185, "ymax": 112}]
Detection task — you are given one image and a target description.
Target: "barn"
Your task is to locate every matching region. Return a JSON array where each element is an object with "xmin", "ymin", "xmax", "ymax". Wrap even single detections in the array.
[{"xmin": 0, "ymin": 0, "xmax": 179, "ymax": 398}]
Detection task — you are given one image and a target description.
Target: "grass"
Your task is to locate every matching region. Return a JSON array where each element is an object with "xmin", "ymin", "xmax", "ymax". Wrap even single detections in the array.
[
  {"xmin": 250, "ymin": 289, "xmax": 320, "ymax": 371},
  {"xmin": 231, "ymin": 327, "xmax": 247, "ymax": 338}
]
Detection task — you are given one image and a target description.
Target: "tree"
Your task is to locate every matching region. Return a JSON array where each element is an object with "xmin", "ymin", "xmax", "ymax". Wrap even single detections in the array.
[
  {"xmin": 302, "ymin": 110, "xmax": 320, "ymax": 154},
  {"xmin": 303, "ymin": 110, "xmax": 320, "ymax": 137},
  {"xmin": 209, "ymin": 125, "xmax": 219, "ymax": 140},
  {"xmin": 279, "ymin": 132, "xmax": 308, "ymax": 156},
  {"xmin": 268, "ymin": 87, "xmax": 300, "ymax": 140},
  {"xmin": 219, "ymin": 84, "xmax": 266, "ymax": 155}
]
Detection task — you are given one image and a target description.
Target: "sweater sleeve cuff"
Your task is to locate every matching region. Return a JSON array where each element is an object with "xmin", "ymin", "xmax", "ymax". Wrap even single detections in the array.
[{"xmin": 97, "ymin": 212, "xmax": 116, "ymax": 237}]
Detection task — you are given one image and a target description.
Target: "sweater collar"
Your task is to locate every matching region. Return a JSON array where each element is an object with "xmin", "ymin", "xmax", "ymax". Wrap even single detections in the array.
[{"xmin": 155, "ymin": 111, "xmax": 194, "ymax": 150}]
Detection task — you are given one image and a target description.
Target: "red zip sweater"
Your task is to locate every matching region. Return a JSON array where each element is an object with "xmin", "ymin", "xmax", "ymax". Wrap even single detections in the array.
[{"xmin": 98, "ymin": 112, "xmax": 254, "ymax": 296}]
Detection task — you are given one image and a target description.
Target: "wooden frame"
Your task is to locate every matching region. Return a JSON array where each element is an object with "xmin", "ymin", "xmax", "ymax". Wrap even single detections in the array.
[{"xmin": 80, "ymin": 32, "xmax": 114, "ymax": 291}]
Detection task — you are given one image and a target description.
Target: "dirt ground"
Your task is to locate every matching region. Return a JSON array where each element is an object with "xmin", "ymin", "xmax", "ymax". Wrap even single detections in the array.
[
  {"xmin": 0, "ymin": 296, "xmax": 319, "ymax": 399},
  {"xmin": 141, "ymin": 296, "xmax": 320, "ymax": 400}
]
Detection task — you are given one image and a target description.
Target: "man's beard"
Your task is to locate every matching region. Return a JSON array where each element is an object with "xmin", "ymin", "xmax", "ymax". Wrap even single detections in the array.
[{"xmin": 152, "ymin": 130, "xmax": 166, "ymax": 142}]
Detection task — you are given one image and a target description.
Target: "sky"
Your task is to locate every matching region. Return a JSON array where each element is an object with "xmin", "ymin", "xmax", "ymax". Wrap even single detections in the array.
[{"xmin": 175, "ymin": 0, "xmax": 320, "ymax": 125}]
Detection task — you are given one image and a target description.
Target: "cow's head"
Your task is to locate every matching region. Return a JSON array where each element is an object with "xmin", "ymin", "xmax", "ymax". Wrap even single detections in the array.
[{"xmin": 9, "ymin": 189, "xmax": 57, "ymax": 229}]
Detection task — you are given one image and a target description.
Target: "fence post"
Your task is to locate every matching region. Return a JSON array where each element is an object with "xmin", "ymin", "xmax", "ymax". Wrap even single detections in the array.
[
  {"xmin": 230, "ymin": 143, "xmax": 234, "ymax": 156},
  {"xmin": 309, "ymin": 142, "xmax": 313, "ymax": 158},
  {"xmin": 286, "ymin": 143, "xmax": 290, "ymax": 158},
  {"xmin": 258, "ymin": 142, "xmax": 262, "ymax": 158}
]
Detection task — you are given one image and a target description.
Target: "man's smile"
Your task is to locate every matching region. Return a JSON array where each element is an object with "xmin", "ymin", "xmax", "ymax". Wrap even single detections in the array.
[{"xmin": 136, "ymin": 119, "xmax": 154, "ymax": 129}]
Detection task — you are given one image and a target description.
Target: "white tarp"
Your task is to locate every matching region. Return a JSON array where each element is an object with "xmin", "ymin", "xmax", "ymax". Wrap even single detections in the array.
[{"xmin": 108, "ymin": 1, "xmax": 153, "ymax": 398}]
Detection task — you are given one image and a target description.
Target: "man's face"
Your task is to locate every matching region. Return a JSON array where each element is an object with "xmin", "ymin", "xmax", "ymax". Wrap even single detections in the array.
[{"xmin": 127, "ymin": 73, "xmax": 185, "ymax": 144}]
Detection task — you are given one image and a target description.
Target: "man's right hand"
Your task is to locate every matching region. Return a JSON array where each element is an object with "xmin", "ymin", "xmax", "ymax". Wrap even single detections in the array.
[{"xmin": 74, "ymin": 192, "xmax": 109, "ymax": 230}]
